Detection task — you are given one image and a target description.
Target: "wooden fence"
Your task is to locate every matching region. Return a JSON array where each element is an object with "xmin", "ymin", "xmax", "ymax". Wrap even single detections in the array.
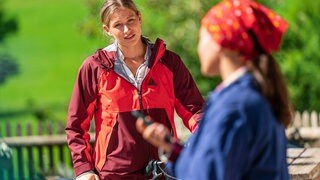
[
  {"xmin": 286, "ymin": 111, "xmax": 320, "ymax": 147},
  {"xmin": 0, "ymin": 111, "xmax": 319, "ymax": 180},
  {"xmin": 0, "ymin": 121, "xmax": 94, "ymax": 180}
]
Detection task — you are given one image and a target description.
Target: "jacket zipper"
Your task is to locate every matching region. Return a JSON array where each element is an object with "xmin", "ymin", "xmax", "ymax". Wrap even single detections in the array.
[
  {"xmin": 113, "ymin": 44, "xmax": 162, "ymax": 111},
  {"xmin": 138, "ymin": 88, "xmax": 144, "ymax": 110}
]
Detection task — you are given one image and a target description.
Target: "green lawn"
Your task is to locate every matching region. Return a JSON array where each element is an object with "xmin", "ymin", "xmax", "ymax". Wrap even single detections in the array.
[
  {"xmin": 0, "ymin": 0, "xmax": 106, "ymax": 124},
  {"xmin": 0, "ymin": 0, "xmax": 160, "ymax": 128}
]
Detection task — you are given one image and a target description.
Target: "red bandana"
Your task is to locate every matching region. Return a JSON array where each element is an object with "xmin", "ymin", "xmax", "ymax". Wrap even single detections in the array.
[{"xmin": 201, "ymin": 0, "xmax": 288, "ymax": 59}]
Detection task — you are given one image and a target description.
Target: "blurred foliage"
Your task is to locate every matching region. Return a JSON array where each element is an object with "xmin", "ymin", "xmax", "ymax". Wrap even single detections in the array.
[
  {"xmin": 78, "ymin": 0, "xmax": 102, "ymax": 38},
  {"xmin": 80, "ymin": 0, "xmax": 320, "ymax": 111},
  {"xmin": 275, "ymin": 0, "xmax": 320, "ymax": 111},
  {"xmin": 0, "ymin": 0, "xmax": 18, "ymax": 85},
  {"xmin": 141, "ymin": 0, "xmax": 219, "ymax": 96},
  {"xmin": 0, "ymin": 54, "xmax": 19, "ymax": 84},
  {"xmin": 0, "ymin": 0, "xmax": 17, "ymax": 43}
]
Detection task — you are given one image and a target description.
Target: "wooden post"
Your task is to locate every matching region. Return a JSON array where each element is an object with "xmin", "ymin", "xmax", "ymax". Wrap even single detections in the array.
[
  {"xmin": 310, "ymin": 111, "xmax": 319, "ymax": 127},
  {"xmin": 47, "ymin": 122, "xmax": 55, "ymax": 176},
  {"xmin": 37, "ymin": 122, "xmax": 45, "ymax": 179},
  {"xmin": 293, "ymin": 111, "xmax": 302, "ymax": 128},
  {"xmin": 27, "ymin": 123, "xmax": 35, "ymax": 180},
  {"xmin": 4, "ymin": 123, "xmax": 14, "ymax": 180},
  {"xmin": 57, "ymin": 122, "xmax": 65, "ymax": 168},
  {"xmin": 302, "ymin": 111, "xmax": 310, "ymax": 127},
  {"xmin": 16, "ymin": 123, "xmax": 24, "ymax": 180}
]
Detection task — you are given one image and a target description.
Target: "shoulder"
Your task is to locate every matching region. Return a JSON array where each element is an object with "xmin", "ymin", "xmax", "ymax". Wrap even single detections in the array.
[
  {"xmin": 218, "ymin": 75, "xmax": 274, "ymax": 126},
  {"xmin": 160, "ymin": 49, "xmax": 187, "ymax": 73},
  {"xmin": 162, "ymin": 49, "xmax": 182, "ymax": 62},
  {"xmin": 80, "ymin": 47, "xmax": 116, "ymax": 71},
  {"xmin": 207, "ymin": 76, "xmax": 270, "ymax": 121},
  {"xmin": 151, "ymin": 38, "xmax": 182, "ymax": 63},
  {"xmin": 219, "ymin": 74, "xmax": 267, "ymax": 109}
]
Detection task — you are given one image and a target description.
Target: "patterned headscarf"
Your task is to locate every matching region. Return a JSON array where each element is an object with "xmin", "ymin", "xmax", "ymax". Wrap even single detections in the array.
[{"xmin": 201, "ymin": 0, "xmax": 288, "ymax": 59}]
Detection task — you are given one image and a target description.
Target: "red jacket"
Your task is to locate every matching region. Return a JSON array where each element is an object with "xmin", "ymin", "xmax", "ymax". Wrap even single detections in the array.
[{"xmin": 66, "ymin": 39, "xmax": 204, "ymax": 179}]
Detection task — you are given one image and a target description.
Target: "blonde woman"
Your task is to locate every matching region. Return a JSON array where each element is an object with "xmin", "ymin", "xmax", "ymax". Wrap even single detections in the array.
[{"xmin": 65, "ymin": 0, "xmax": 204, "ymax": 179}]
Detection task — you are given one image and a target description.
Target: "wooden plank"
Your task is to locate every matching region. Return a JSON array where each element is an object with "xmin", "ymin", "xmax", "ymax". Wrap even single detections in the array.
[
  {"xmin": 48, "ymin": 145, "xmax": 54, "ymax": 176},
  {"xmin": 286, "ymin": 127, "xmax": 320, "ymax": 140},
  {"xmin": 293, "ymin": 111, "xmax": 302, "ymax": 127},
  {"xmin": 311, "ymin": 111, "xmax": 319, "ymax": 127},
  {"xmin": 27, "ymin": 123, "xmax": 35, "ymax": 180},
  {"xmin": 287, "ymin": 148, "xmax": 305, "ymax": 165},
  {"xmin": 302, "ymin": 111, "xmax": 310, "ymax": 127},
  {"xmin": 16, "ymin": 147, "xmax": 24, "ymax": 180},
  {"xmin": 38, "ymin": 145, "xmax": 45, "ymax": 178},
  {"xmin": 3, "ymin": 133, "xmax": 95, "ymax": 147},
  {"xmin": 288, "ymin": 148, "xmax": 320, "ymax": 179}
]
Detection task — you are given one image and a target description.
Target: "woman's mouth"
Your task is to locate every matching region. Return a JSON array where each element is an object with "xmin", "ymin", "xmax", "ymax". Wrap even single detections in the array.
[{"xmin": 124, "ymin": 34, "xmax": 135, "ymax": 40}]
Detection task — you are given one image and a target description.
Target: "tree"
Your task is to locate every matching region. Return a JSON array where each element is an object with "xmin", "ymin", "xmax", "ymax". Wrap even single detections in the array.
[
  {"xmin": 77, "ymin": 0, "xmax": 101, "ymax": 38},
  {"xmin": 141, "ymin": 0, "xmax": 320, "ymax": 111},
  {"xmin": 140, "ymin": 0, "xmax": 220, "ymax": 96},
  {"xmin": 275, "ymin": 0, "xmax": 320, "ymax": 111},
  {"xmin": 0, "ymin": 0, "xmax": 18, "ymax": 85},
  {"xmin": 82, "ymin": 0, "xmax": 320, "ymax": 111}
]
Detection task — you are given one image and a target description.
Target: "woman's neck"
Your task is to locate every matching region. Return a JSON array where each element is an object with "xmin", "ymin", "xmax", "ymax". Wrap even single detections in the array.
[
  {"xmin": 118, "ymin": 39, "xmax": 146, "ymax": 61},
  {"xmin": 219, "ymin": 50, "xmax": 245, "ymax": 80}
]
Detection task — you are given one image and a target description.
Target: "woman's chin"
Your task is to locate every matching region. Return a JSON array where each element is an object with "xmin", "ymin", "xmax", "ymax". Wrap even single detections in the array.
[{"xmin": 201, "ymin": 68, "xmax": 218, "ymax": 77}]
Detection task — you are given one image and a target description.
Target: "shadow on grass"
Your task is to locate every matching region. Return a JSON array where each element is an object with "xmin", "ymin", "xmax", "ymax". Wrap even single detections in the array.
[{"xmin": 0, "ymin": 54, "xmax": 19, "ymax": 85}]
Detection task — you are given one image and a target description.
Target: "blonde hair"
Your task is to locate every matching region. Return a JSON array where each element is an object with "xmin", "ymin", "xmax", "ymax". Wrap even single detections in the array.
[{"xmin": 100, "ymin": 0, "xmax": 140, "ymax": 26}]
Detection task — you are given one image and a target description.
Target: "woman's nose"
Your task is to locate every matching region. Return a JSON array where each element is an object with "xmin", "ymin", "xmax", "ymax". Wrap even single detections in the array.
[{"xmin": 123, "ymin": 25, "xmax": 129, "ymax": 33}]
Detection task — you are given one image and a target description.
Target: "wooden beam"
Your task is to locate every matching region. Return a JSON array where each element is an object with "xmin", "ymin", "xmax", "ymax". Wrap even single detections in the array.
[{"xmin": 2, "ymin": 133, "xmax": 95, "ymax": 147}]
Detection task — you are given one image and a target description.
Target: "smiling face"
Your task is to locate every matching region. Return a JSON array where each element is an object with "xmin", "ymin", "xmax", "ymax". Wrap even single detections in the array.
[
  {"xmin": 197, "ymin": 27, "xmax": 222, "ymax": 77},
  {"xmin": 103, "ymin": 7, "xmax": 142, "ymax": 49}
]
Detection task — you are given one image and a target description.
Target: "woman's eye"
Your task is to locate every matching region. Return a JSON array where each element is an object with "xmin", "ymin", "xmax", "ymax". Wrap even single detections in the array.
[
  {"xmin": 114, "ymin": 24, "xmax": 121, "ymax": 28},
  {"xmin": 128, "ymin": 19, "xmax": 135, "ymax": 24}
]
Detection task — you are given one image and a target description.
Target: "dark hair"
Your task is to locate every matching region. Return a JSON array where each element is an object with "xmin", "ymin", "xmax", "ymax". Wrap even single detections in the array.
[
  {"xmin": 100, "ymin": 0, "xmax": 140, "ymax": 26},
  {"xmin": 246, "ymin": 30, "xmax": 293, "ymax": 128}
]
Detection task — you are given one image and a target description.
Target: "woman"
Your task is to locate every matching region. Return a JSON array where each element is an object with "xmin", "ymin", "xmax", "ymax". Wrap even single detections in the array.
[
  {"xmin": 136, "ymin": 0, "xmax": 292, "ymax": 179},
  {"xmin": 65, "ymin": 0, "xmax": 204, "ymax": 179}
]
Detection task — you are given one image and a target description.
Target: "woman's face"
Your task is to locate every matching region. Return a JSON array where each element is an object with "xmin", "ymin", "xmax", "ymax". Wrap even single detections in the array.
[
  {"xmin": 197, "ymin": 27, "xmax": 222, "ymax": 77},
  {"xmin": 103, "ymin": 7, "xmax": 142, "ymax": 48}
]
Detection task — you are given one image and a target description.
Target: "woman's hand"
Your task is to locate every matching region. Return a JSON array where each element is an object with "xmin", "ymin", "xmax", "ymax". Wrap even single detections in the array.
[
  {"xmin": 136, "ymin": 117, "xmax": 174, "ymax": 153},
  {"xmin": 76, "ymin": 172, "xmax": 100, "ymax": 180}
]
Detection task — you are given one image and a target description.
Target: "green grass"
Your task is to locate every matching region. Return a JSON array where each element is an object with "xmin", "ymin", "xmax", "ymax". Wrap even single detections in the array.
[
  {"xmin": 0, "ymin": 0, "xmax": 154, "ymax": 124},
  {"xmin": 0, "ymin": 0, "xmax": 106, "ymax": 123}
]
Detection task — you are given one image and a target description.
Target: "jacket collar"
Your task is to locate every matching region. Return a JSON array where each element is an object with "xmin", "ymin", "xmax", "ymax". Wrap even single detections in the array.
[{"xmin": 94, "ymin": 38, "xmax": 166, "ymax": 70}]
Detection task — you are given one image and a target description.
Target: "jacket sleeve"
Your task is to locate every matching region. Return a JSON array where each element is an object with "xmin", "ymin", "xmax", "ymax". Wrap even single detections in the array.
[
  {"xmin": 65, "ymin": 58, "xmax": 99, "ymax": 176},
  {"xmin": 168, "ymin": 53, "xmax": 204, "ymax": 132}
]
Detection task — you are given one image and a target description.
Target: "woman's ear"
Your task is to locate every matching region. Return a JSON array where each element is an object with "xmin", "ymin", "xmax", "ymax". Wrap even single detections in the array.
[
  {"xmin": 103, "ymin": 24, "xmax": 112, "ymax": 36},
  {"xmin": 138, "ymin": 13, "xmax": 142, "ymax": 24}
]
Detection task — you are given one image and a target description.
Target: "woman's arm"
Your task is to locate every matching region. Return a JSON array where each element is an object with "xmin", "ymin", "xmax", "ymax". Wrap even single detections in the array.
[
  {"xmin": 65, "ymin": 58, "xmax": 99, "ymax": 177},
  {"xmin": 163, "ymin": 51, "xmax": 205, "ymax": 132}
]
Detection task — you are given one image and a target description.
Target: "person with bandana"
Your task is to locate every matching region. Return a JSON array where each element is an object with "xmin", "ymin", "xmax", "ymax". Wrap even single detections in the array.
[{"xmin": 136, "ymin": 0, "xmax": 293, "ymax": 179}]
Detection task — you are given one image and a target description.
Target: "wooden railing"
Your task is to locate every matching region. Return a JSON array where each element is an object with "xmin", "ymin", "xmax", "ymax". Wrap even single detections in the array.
[
  {"xmin": 175, "ymin": 110, "xmax": 320, "ymax": 144},
  {"xmin": 0, "ymin": 111, "xmax": 319, "ymax": 180},
  {"xmin": 0, "ymin": 121, "xmax": 94, "ymax": 180},
  {"xmin": 286, "ymin": 111, "xmax": 320, "ymax": 147}
]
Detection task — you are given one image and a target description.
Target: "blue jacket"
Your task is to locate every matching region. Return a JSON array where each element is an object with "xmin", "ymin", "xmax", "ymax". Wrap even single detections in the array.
[{"xmin": 171, "ymin": 72, "xmax": 289, "ymax": 180}]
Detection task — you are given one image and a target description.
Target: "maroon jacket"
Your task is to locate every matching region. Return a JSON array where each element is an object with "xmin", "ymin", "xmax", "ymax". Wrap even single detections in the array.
[{"xmin": 66, "ymin": 39, "xmax": 204, "ymax": 179}]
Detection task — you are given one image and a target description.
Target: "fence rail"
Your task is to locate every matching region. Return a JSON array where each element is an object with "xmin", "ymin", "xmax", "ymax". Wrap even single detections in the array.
[
  {"xmin": 0, "ymin": 121, "xmax": 94, "ymax": 180},
  {"xmin": 286, "ymin": 111, "xmax": 320, "ymax": 141},
  {"xmin": 0, "ymin": 111, "xmax": 320, "ymax": 180}
]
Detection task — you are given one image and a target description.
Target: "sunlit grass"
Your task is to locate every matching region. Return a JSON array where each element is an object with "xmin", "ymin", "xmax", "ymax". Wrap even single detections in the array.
[{"xmin": 0, "ymin": 0, "xmax": 106, "ymax": 122}]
